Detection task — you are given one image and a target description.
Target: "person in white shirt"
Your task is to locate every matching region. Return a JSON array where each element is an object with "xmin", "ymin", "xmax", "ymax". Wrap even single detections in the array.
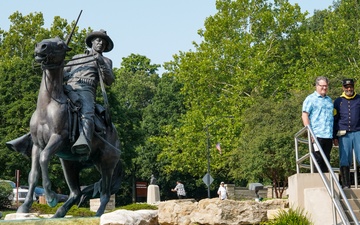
[
  {"xmin": 217, "ymin": 181, "xmax": 227, "ymax": 200},
  {"xmin": 171, "ymin": 181, "xmax": 186, "ymax": 199}
]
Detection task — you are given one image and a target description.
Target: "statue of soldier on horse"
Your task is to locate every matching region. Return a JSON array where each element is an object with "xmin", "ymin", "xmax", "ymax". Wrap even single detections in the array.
[{"xmin": 6, "ymin": 17, "xmax": 122, "ymax": 217}]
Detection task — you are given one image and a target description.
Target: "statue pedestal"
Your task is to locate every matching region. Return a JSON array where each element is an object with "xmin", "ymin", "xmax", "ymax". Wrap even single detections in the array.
[
  {"xmin": 90, "ymin": 194, "xmax": 115, "ymax": 212},
  {"xmin": 147, "ymin": 184, "xmax": 160, "ymax": 204}
]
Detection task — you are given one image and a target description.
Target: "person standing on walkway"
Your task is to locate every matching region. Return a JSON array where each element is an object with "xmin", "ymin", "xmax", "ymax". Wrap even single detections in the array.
[
  {"xmin": 302, "ymin": 76, "xmax": 334, "ymax": 172},
  {"xmin": 333, "ymin": 79, "xmax": 360, "ymax": 188},
  {"xmin": 171, "ymin": 181, "xmax": 186, "ymax": 199},
  {"xmin": 217, "ymin": 182, "xmax": 227, "ymax": 200}
]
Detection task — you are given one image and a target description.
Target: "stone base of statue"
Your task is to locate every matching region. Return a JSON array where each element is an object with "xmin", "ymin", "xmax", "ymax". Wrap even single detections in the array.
[
  {"xmin": 147, "ymin": 184, "xmax": 160, "ymax": 204},
  {"xmin": 90, "ymin": 194, "xmax": 116, "ymax": 212}
]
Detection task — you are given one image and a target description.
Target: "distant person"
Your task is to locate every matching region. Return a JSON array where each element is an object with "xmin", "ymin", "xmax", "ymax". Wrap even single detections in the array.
[
  {"xmin": 171, "ymin": 181, "xmax": 186, "ymax": 199},
  {"xmin": 217, "ymin": 181, "xmax": 227, "ymax": 200},
  {"xmin": 302, "ymin": 76, "xmax": 334, "ymax": 172},
  {"xmin": 333, "ymin": 79, "xmax": 360, "ymax": 188}
]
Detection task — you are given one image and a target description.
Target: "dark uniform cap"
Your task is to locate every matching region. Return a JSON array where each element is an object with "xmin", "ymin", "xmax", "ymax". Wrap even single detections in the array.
[
  {"xmin": 85, "ymin": 29, "xmax": 114, "ymax": 52},
  {"xmin": 342, "ymin": 79, "xmax": 355, "ymax": 86}
]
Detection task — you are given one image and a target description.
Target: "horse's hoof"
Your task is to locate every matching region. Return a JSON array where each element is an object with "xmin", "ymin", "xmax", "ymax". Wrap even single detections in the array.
[
  {"xmin": 17, "ymin": 205, "xmax": 30, "ymax": 213},
  {"xmin": 52, "ymin": 207, "xmax": 66, "ymax": 218},
  {"xmin": 46, "ymin": 196, "xmax": 58, "ymax": 208}
]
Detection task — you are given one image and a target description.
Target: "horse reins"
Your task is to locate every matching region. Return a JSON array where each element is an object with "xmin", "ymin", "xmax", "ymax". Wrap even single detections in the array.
[{"xmin": 40, "ymin": 55, "xmax": 96, "ymax": 105}]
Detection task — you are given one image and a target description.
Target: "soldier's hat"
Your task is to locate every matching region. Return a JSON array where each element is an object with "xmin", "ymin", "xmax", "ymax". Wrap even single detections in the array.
[
  {"xmin": 86, "ymin": 29, "xmax": 114, "ymax": 52},
  {"xmin": 342, "ymin": 79, "xmax": 355, "ymax": 86}
]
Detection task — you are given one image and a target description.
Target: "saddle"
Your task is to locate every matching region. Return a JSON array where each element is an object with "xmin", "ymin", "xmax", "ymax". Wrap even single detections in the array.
[
  {"xmin": 64, "ymin": 85, "xmax": 108, "ymax": 143},
  {"xmin": 5, "ymin": 86, "xmax": 111, "ymax": 158}
]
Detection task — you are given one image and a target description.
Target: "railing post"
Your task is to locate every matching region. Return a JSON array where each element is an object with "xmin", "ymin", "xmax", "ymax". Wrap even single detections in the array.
[{"xmin": 294, "ymin": 125, "xmax": 358, "ymax": 225}]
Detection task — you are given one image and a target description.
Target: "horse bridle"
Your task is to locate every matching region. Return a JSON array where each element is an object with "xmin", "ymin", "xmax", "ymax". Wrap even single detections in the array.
[{"xmin": 40, "ymin": 55, "xmax": 96, "ymax": 105}]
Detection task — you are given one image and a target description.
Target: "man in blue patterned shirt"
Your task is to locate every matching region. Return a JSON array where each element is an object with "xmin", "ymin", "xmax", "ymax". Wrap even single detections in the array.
[
  {"xmin": 302, "ymin": 76, "xmax": 334, "ymax": 172},
  {"xmin": 333, "ymin": 79, "xmax": 360, "ymax": 188}
]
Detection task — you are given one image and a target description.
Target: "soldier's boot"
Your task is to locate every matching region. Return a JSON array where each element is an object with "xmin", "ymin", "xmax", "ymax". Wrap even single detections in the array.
[
  {"xmin": 72, "ymin": 118, "xmax": 94, "ymax": 159},
  {"xmin": 340, "ymin": 166, "xmax": 351, "ymax": 189}
]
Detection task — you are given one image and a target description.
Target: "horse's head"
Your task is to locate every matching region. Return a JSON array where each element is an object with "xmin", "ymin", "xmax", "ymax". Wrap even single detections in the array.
[{"xmin": 35, "ymin": 37, "xmax": 71, "ymax": 66}]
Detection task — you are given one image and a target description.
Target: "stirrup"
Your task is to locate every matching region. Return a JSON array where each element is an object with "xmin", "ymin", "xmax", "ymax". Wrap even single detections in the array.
[{"xmin": 72, "ymin": 133, "xmax": 91, "ymax": 155}]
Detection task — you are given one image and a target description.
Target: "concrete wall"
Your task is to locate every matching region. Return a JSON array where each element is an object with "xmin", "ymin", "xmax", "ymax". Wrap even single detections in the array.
[
  {"xmin": 288, "ymin": 173, "xmax": 340, "ymax": 225},
  {"xmin": 226, "ymin": 184, "xmax": 270, "ymax": 200}
]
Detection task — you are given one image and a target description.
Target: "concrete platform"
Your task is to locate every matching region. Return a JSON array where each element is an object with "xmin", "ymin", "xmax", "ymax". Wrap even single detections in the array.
[{"xmin": 288, "ymin": 173, "xmax": 341, "ymax": 225}]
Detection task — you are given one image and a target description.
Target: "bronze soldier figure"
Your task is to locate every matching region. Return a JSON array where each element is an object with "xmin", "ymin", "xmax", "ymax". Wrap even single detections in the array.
[{"xmin": 64, "ymin": 29, "xmax": 115, "ymax": 158}]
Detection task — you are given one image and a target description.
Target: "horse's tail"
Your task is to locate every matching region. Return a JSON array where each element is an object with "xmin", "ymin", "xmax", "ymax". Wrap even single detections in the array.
[{"xmin": 78, "ymin": 159, "xmax": 123, "ymax": 206}]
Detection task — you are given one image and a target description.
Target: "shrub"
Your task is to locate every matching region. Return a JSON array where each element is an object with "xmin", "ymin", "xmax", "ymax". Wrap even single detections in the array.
[
  {"xmin": 31, "ymin": 203, "xmax": 95, "ymax": 217},
  {"xmin": 0, "ymin": 181, "xmax": 13, "ymax": 208},
  {"xmin": 116, "ymin": 203, "xmax": 158, "ymax": 211},
  {"xmin": 29, "ymin": 202, "xmax": 156, "ymax": 217},
  {"xmin": 68, "ymin": 207, "xmax": 96, "ymax": 217},
  {"xmin": 261, "ymin": 208, "xmax": 312, "ymax": 225},
  {"xmin": 31, "ymin": 202, "xmax": 57, "ymax": 214}
]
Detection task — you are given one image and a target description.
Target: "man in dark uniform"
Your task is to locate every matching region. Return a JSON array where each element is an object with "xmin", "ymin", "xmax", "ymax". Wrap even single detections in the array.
[
  {"xmin": 334, "ymin": 79, "xmax": 360, "ymax": 188},
  {"xmin": 64, "ymin": 29, "xmax": 115, "ymax": 159}
]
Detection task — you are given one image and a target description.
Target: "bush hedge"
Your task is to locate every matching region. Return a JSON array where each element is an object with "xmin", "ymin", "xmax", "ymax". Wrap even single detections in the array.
[
  {"xmin": 116, "ymin": 203, "xmax": 158, "ymax": 211},
  {"xmin": 29, "ymin": 202, "xmax": 157, "ymax": 217},
  {"xmin": 0, "ymin": 181, "xmax": 13, "ymax": 209},
  {"xmin": 30, "ymin": 203, "xmax": 96, "ymax": 217}
]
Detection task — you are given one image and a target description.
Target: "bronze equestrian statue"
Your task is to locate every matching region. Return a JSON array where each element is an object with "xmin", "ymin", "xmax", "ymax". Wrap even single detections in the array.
[{"xmin": 6, "ymin": 32, "xmax": 121, "ymax": 218}]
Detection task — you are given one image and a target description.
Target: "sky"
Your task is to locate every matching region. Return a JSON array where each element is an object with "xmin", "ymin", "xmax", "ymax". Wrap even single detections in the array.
[{"xmin": 0, "ymin": 0, "xmax": 334, "ymax": 73}]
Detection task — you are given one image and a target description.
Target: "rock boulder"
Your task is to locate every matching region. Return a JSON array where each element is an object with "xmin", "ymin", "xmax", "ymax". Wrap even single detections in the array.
[
  {"xmin": 158, "ymin": 198, "xmax": 288, "ymax": 225},
  {"xmin": 100, "ymin": 209, "xmax": 158, "ymax": 225}
]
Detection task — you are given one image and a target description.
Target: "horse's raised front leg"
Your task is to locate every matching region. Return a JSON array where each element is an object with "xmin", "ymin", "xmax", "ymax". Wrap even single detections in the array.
[
  {"xmin": 39, "ymin": 134, "xmax": 63, "ymax": 207},
  {"xmin": 53, "ymin": 159, "xmax": 82, "ymax": 218},
  {"xmin": 17, "ymin": 144, "xmax": 41, "ymax": 213}
]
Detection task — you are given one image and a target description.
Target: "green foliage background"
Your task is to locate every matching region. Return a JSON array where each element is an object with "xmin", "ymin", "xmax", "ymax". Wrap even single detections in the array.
[
  {"xmin": 0, "ymin": 0, "xmax": 357, "ymax": 202},
  {"xmin": 0, "ymin": 181, "xmax": 13, "ymax": 208}
]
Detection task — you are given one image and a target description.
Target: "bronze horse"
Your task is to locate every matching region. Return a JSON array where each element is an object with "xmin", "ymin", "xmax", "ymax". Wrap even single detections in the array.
[{"xmin": 6, "ymin": 37, "xmax": 121, "ymax": 217}]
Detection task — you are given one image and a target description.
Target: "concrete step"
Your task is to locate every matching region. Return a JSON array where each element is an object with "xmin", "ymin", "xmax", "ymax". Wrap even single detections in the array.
[
  {"xmin": 343, "ymin": 188, "xmax": 360, "ymax": 199},
  {"xmin": 339, "ymin": 188, "xmax": 360, "ymax": 223},
  {"xmin": 341, "ymin": 199, "xmax": 360, "ymax": 210},
  {"xmin": 345, "ymin": 210, "xmax": 360, "ymax": 223}
]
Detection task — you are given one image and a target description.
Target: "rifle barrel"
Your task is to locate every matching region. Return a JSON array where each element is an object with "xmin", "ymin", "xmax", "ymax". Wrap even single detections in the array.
[{"xmin": 66, "ymin": 10, "xmax": 83, "ymax": 46}]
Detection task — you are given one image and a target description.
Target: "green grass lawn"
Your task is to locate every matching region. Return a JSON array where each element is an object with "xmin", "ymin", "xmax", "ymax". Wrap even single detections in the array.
[{"xmin": 0, "ymin": 209, "xmax": 16, "ymax": 220}]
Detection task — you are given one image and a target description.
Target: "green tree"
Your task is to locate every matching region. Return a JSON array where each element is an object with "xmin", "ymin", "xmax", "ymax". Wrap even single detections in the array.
[
  {"xmin": 109, "ymin": 54, "xmax": 160, "ymax": 202},
  {"xmin": 229, "ymin": 94, "xmax": 304, "ymax": 198},
  {"xmin": 295, "ymin": 0, "xmax": 360, "ymax": 89},
  {"xmin": 138, "ymin": 72, "xmax": 187, "ymax": 199},
  {"xmin": 158, "ymin": 0, "xmax": 307, "ymax": 195}
]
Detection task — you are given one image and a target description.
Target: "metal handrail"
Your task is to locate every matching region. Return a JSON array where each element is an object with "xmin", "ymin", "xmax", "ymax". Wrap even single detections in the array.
[{"xmin": 294, "ymin": 125, "xmax": 359, "ymax": 225}]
